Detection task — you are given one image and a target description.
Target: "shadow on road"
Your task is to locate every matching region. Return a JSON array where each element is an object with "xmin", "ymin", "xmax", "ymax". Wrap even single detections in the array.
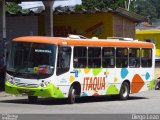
[{"xmin": 0, "ymin": 95, "xmax": 148, "ymax": 105}]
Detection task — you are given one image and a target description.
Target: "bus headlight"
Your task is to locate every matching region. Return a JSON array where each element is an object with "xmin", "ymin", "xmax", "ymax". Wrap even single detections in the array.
[
  {"xmin": 9, "ymin": 80, "xmax": 14, "ymax": 85},
  {"xmin": 6, "ymin": 76, "xmax": 14, "ymax": 85}
]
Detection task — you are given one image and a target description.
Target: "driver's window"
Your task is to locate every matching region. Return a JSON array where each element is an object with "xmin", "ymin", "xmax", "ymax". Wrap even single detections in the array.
[{"xmin": 56, "ymin": 46, "xmax": 71, "ymax": 75}]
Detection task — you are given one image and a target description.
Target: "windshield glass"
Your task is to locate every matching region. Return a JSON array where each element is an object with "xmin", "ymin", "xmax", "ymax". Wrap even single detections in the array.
[{"xmin": 7, "ymin": 42, "xmax": 56, "ymax": 79}]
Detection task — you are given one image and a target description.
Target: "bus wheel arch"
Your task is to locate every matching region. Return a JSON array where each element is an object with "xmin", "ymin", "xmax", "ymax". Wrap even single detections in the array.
[
  {"xmin": 119, "ymin": 80, "xmax": 130, "ymax": 100},
  {"xmin": 67, "ymin": 82, "xmax": 81, "ymax": 104}
]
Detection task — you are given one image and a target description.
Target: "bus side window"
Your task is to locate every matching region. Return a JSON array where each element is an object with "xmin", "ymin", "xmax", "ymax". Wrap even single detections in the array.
[
  {"xmin": 73, "ymin": 47, "xmax": 87, "ymax": 68},
  {"xmin": 56, "ymin": 46, "xmax": 71, "ymax": 75},
  {"xmin": 129, "ymin": 48, "xmax": 140, "ymax": 68},
  {"xmin": 116, "ymin": 48, "xmax": 128, "ymax": 68},
  {"xmin": 102, "ymin": 47, "xmax": 115, "ymax": 68},
  {"xmin": 88, "ymin": 47, "xmax": 101, "ymax": 68},
  {"xmin": 141, "ymin": 48, "xmax": 152, "ymax": 68}
]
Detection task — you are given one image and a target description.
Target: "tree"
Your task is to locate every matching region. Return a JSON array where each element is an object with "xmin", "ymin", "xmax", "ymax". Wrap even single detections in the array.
[
  {"xmin": 131, "ymin": 0, "xmax": 157, "ymax": 21},
  {"xmin": 81, "ymin": 0, "xmax": 126, "ymax": 10},
  {"xmin": 6, "ymin": 2, "xmax": 22, "ymax": 14},
  {"xmin": 80, "ymin": 0, "xmax": 159, "ymax": 21},
  {"xmin": 6, "ymin": 2, "xmax": 29, "ymax": 14},
  {"xmin": 148, "ymin": 0, "xmax": 160, "ymax": 19}
]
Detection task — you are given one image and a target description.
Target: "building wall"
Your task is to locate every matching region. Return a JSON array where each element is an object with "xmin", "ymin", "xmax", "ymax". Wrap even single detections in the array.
[
  {"xmin": 136, "ymin": 30, "xmax": 160, "ymax": 57},
  {"xmin": 53, "ymin": 12, "xmax": 135, "ymax": 39},
  {"xmin": 1, "ymin": 12, "xmax": 136, "ymax": 41},
  {"xmin": 39, "ymin": 12, "xmax": 124, "ymax": 38},
  {"xmin": 6, "ymin": 16, "xmax": 38, "ymax": 41},
  {"xmin": 113, "ymin": 15, "xmax": 135, "ymax": 38},
  {"xmin": 52, "ymin": 12, "xmax": 113, "ymax": 38}
]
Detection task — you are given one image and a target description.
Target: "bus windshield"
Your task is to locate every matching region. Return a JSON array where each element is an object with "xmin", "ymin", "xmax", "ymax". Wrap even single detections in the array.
[{"xmin": 7, "ymin": 42, "xmax": 56, "ymax": 79}]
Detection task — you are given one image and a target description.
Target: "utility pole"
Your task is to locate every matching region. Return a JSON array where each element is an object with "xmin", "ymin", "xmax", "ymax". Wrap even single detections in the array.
[
  {"xmin": 43, "ymin": 1, "xmax": 54, "ymax": 37},
  {"xmin": 125, "ymin": 0, "xmax": 136, "ymax": 11},
  {"xmin": 2, "ymin": 0, "xmax": 6, "ymax": 40},
  {"xmin": 0, "ymin": 0, "xmax": 6, "ymax": 91},
  {"xmin": 2, "ymin": 0, "xmax": 6, "ymax": 67},
  {"xmin": 43, "ymin": 0, "xmax": 69, "ymax": 37},
  {"xmin": 127, "ymin": 0, "xmax": 131, "ymax": 11}
]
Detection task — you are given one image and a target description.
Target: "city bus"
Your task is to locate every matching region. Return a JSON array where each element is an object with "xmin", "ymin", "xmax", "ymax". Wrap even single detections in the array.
[{"xmin": 5, "ymin": 35, "xmax": 155, "ymax": 104}]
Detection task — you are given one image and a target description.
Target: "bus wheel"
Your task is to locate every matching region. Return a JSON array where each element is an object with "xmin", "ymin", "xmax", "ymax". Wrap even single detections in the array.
[
  {"xmin": 28, "ymin": 96, "xmax": 38, "ymax": 103},
  {"xmin": 67, "ymin": 86, "xmax": 76, "ymax": 104},
  {"xmin": 119, "ymin": 82, "xmax": 129, "ymax": 100}
]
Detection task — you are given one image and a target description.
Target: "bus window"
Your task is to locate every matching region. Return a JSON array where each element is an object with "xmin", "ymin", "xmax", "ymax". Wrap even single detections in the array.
[
  {"xmin": 56, "ymin": 46, "xmax": 71, "ymax": 75},
  {"xmin": 129, "ymin": 48, "xmax": 140, "ymax": 68},
  {"xmin": 73, "ymin": 47, "xmax": 87, "ymax": 68},
  {"xmin": 88, "ymin": 47, "xmax": 101, "ymax": 68},
  {"xmin": 102, "ymin": 47, "xmax": 115, "ymax": 68},
  {"xmin": 141, "ymin": 48, "xmax": 152, "ymax": 68},
  {"xmin": 116, "ymin": 48, "xmax": 128, "ymax": 68}
]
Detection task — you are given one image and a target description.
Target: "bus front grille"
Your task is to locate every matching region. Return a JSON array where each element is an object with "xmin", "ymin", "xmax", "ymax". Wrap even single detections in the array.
[{"xmin": 16, "ymin": 83, "xmax": 39, "ymax": 88}]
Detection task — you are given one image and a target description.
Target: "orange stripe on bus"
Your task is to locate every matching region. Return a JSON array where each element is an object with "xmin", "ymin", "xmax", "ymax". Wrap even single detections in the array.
[{"xmin": 13, "ymin": 36, "xmax": 154, "ymax": 48}]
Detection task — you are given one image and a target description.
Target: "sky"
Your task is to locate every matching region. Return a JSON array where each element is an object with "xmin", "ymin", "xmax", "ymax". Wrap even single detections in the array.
[{"xmin": 20, "ymin": 0, "xmax": 82, "ymax": 9}]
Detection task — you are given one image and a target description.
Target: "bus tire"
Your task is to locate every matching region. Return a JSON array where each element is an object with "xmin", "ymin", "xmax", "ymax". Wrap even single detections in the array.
[
  {"xmin": 67, "ymin": 86, "xmax": 76, "ymax": 104},
  {"xmin": 28, "ymin": 96, "xmax": 38, "ymax": 103},
  {"xmin": 119, "ymin": 82, "xmax": 129, "ymax": 100}
]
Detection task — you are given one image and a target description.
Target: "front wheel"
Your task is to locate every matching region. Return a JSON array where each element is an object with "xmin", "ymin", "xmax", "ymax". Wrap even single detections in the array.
[
  {"xmin": 67, "ymin": 86, "xmax": 76, "ymax": 104},
  {"xmin": 28, "ymin": 96, "xmax": 38, "ymax": 103},
  {"xmin": 119, "ymin": 82, "xmax": 129, "ymax": 100}
]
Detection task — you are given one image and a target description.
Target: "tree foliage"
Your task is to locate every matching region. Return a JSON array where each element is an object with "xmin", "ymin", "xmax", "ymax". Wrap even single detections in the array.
[
  {"xmin": 148, "ymin": 0, "xmax": 160, "ymax": 19},
  {"xmin": 80, "ymin": 0, "xmax": 160, "ymax": 21},
  {"xmin": 130, "ymin": 0, "xmax": 159, "ymax": 21},
  {"xmin": 81, "ymin": 0, "xmax": 126, "ymax": 10},
  {"xmin": 6, "ymin": 2, "xmax": 29, "ymax": 14},
  {"xmin": 6, "ymin": 0, "xmax": 160, "ymax": 21},
  {"xmin": 6, "ymin": 2, "xmax": 22, "ymax": 14}
]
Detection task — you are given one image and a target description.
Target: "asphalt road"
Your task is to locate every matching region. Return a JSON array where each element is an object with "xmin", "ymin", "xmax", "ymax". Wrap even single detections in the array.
[{"xmin": 0, "ymin": 90, "xmax": 160, "ymax": 115}]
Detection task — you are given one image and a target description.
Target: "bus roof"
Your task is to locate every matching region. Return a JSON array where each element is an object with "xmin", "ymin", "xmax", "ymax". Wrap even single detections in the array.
[{"xmin": 13, "ymin": 36, "xmax": 154, "ymax": 48}]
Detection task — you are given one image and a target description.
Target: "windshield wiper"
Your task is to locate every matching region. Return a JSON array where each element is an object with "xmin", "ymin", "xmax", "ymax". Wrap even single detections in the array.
[{"xmin": 7, "ymin": 68, "xmax": 22, "ymax": 76}]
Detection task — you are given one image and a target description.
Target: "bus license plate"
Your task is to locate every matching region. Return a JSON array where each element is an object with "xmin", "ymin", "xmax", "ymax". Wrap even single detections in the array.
[{"xmin": 21, "ymin": 90, "xmax": 31, "ymax": 94}]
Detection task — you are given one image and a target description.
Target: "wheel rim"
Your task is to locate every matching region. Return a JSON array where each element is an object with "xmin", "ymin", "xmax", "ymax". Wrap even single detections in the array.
[
  {"xmin": 122, "ymin": 85, "xmax": 128, "ymax": 98},
  {"xmin": 71, "ymin": 89, "xmax": 76, "ymax": 102}
]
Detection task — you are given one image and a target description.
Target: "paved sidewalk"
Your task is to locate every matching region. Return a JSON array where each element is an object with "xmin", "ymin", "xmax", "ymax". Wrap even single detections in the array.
[{"xmin": 0, "ymin": 91, "xmax": 14, "ymax": 97}]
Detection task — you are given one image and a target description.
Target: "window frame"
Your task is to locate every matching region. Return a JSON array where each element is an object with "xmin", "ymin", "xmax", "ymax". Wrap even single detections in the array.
[
  {"xmin": 116, "ymin": 48, "xmax": 128, "ymax": 68},
  {"xmin": 73, "ymin": 46, "xmax": 87, "ymax": 68},
  {"xmin": 141, "ymin": 48, "xmax": 152, "ymax": 68},
  {"xmin": 88, "ymin": 47, "xmax": 102, "ymax": 68},
  {"xmin": 56, "ymin": 46, "xmax": 71, "ymax": 76},
  {"xmin": 102, "ymin": 47, "xmax": 115, "ymax": 68},
  {"xmin": 129, "ymin": 48, "xmax": 140, "ymax": 68}
]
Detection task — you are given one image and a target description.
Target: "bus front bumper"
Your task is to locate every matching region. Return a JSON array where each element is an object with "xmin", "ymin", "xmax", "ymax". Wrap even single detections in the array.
[{"xmin": 5, "ymin": 81, "xmax": 64, "ymax": 98}]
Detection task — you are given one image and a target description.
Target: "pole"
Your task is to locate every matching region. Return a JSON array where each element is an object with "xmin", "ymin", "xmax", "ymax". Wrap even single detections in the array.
[
  {"xmin": 0, "ymin": 0, "xmax": 6, "ymax": 91},
  {"xmin": 50, "ymin": 1, "xmax": 54, "ymax": 37},
  {"xmin": 43, "ymin": 1, "xmax": 54, "ymax": 37},
  {"xmin": 2, "ymin": 0, "xmax": 6, "ymax": 39},
  {"xmin": 125, "ymin": 1, "xmax": 127, "ymax": 10},
  {"xmin": 2, "ymin": 0, "xmax": 6, "ymax": 67},
  {"xmin": 128, "ymin": 0, "xmax": 131, "ymax": 11}
]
